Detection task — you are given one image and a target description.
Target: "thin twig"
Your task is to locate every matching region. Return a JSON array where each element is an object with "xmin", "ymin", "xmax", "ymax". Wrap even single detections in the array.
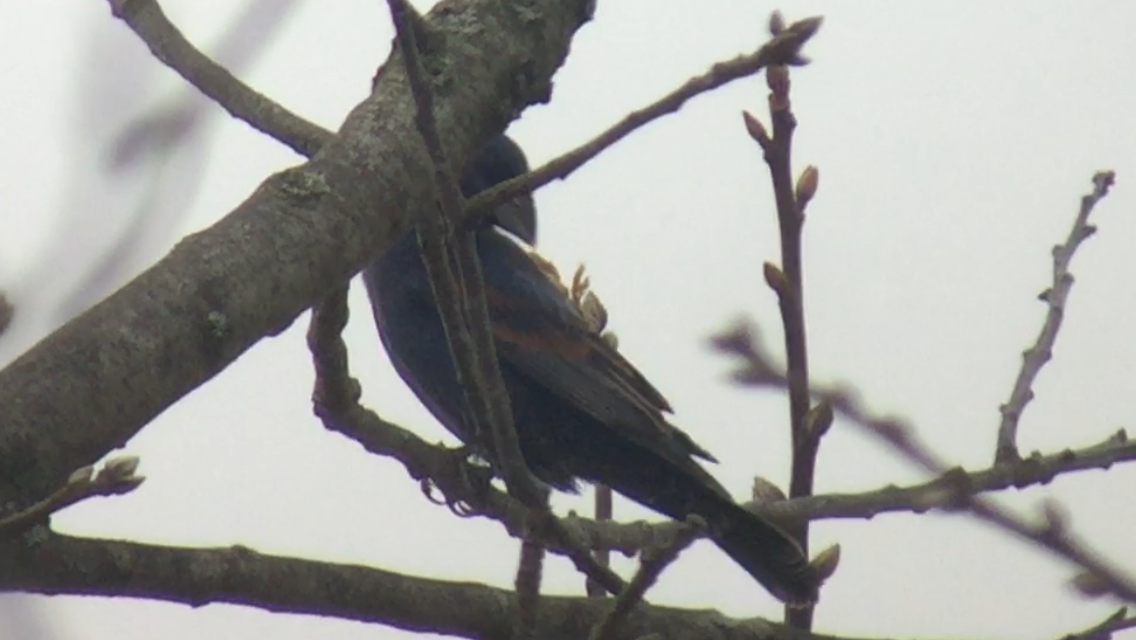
[
  {"xmin": 712, "ymin": 316, "xmax": 1136, "ymax": 604},
  {"xmin": 462, "ymin": 14, "xmax": 823, "ymax": 226},
  {"xmin": 514, "ymin": 524, "xmax": 546, "ymax": 640},
  {"xmin": 588, "ymin": 519, "xmax": 703, "ymax": 640},
  {"xmin": 586, "ymin": 484, "xmax": 614, "ymax": 597},
  {"xmin": 747, "ymin": 15, "xmax": 823, "ymax": 629},
  {"xmin": 1056, "ymin": 607, "xmax": 1136, "ymax": 640},
  {"xmin": 995, "ymin": 171, "xmax": 1117, "ymax": 463},
  {"xmin": 0, "ymin": 458, "xmax": 144, "ymax": 536},
  {"xmin": 106, "ymin": 0, "xmax": 331, "ymax": 157}
]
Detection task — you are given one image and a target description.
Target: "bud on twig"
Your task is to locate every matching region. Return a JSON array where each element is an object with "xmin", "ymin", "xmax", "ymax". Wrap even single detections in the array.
[
  {"xmin": 763, "ymin": 262, "xmax": 790, "ymax": 298},
  {"xmin": 795, "ymin": 165, "xmax": 819, "ymax": 209},
  {"xmin": 804, "ymin": 401, "xmax": 834, "ymax": 440},
  {"xmin": 741, "ymin": 111, "xmax": 771, "ymax": 148},
  {"xmin": 810, "ymin": 543, "xmax": 841, "ymax": 581},
  {"xmin": 751, "ymin": 476, "xmax": 787, "ymax": 503}
]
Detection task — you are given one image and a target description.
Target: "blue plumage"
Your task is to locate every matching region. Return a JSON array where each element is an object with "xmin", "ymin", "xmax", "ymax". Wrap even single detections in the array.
[{"xmin": 362, "ymin": 135, "xmax": 818, "ymax": 604}]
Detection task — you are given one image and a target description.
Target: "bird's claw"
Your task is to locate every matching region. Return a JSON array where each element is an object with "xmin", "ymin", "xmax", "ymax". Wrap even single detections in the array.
[{"xmin": 418, "ymin": 445, "xmax": 497, "ymax": 518}]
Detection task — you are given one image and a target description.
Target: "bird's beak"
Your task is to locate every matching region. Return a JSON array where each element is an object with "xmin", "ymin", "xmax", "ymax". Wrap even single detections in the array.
[{"xmin": 491, "ymin": 193, "xmax": 538, "ymax": 247}]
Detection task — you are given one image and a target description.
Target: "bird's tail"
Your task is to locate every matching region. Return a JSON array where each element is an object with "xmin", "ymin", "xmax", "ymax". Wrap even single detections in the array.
[{"xmin": 699, "ymin": 495, "xmax": 819, "ymax": 606}]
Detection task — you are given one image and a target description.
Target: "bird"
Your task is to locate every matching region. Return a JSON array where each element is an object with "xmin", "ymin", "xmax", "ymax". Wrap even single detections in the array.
[{"xmin": 361, "ymin": 134, "xmax": 818, "ymax": 604}]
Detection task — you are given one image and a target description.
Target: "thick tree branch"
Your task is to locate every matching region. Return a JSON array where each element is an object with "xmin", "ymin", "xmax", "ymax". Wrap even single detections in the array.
[
  {"xmin": 2, "ymin": 532, "xmax": 861, "ymax": 640},
  {"xmin": 0, "ymin": 0, "xmax": 590, "ymax": 513}
]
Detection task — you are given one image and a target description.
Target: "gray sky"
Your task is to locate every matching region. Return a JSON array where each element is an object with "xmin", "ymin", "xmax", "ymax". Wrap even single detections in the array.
[{"xmin": 2, "ymin": 2, "xmax": 1135, "ymax": 639}]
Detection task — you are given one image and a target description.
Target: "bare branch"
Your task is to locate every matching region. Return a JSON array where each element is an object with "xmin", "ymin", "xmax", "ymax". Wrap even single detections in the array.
[
  {"xmin": 743, "ymin": 24, "xmax": 824, "ymax": 629},
  {"xmin": 589, "ymin": 519, "xmax": 702, "ymax": 640},
  {"xmin": 587, "ymin": 484, "xmax": 614, "ymax": 597},
  {"xmin": 3, "ymin": 532, "xmax": 867, "ymax": 640},
  {"xmin": 1056, "ymin": 607, "xmax": 1136, "ymax": 640},
  {"xmin": 995, "ymin": 171, "xmax": 1118, "ymax": 463},
  {"xmin": 711, "ymin": 319, "xmax": 1136, "ymax": 604},
  {"xmin": 106, "ymin": 0, "xmax": 332, "ymax": 157},
  {"xmin": 462, "ymin": 14, "xmax": 824, "ymax": 225},
  {"xmin": 515, "ymin": 529, "xmax": 546, "ymax": 640}
]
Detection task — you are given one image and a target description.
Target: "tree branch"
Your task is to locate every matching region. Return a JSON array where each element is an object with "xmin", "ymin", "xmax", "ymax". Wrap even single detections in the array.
[
  {"xmin": 0, "ymin": 0, "xmax": 590, "ymax": 514},
  {"xmin": 712, "ymin": 317, "xmax": 1136, "ymax": 604},
  {"xmin": 3, "ymin": 532, "xmax": 864, "ymax": 640},
  {"xmin": 462, "ymin": 14, "xmax": 823, "ymax": 225},
  {"xmin": 994, "ymin": 171, "xmax": 1117, "ymax": 463}
]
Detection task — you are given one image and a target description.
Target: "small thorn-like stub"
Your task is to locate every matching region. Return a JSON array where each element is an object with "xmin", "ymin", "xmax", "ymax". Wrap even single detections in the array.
[
  {"xmin": 1070, "ymin": 571, "xmax": 1111, "ymax": 598},
  {"xmin": 68, "ymin": 465, "xmax": 95, "ymax": 487},
  {"xmin": 751, "ymin": 476, "xmax": 787, "ymax": 503},
  {"xmin": 810, "ymin": 543, "xmax": 841, "ymax": 581},
  {"xmin": 767, "ymin": 65, "xmax": 790, "ymax": 99},
  {"xmin": 795, "ymin": 165, "xmax": 820, "ymax": 209},
  {"xmin": 768, "ymin": 10, "xmax": 786, "ymax": 35},
  {"xmin": 742, "ymin": 111, "xmax": 771, "ymax": 147},
  {"xmin": 763, "ymin": 262, "xmax": 790, "ymax": 296},
  {"xmin": 804, "ymin": 401, "xmax": 834, "ymax": 440}
]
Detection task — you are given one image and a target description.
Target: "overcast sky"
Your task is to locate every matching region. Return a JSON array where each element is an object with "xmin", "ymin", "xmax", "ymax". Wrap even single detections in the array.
[{"xmin": 2, "ymin": 2, "xmax": 1136, "ymax": 639}]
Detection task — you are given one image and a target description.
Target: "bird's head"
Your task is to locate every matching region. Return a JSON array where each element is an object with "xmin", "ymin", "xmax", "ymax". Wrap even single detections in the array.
[{"xmin": 460, "ymin": 134, "xmax": 537, "ymax": 246}]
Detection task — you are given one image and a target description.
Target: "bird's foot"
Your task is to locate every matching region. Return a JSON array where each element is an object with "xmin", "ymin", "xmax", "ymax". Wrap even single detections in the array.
[{"xmin": 420, "ymin": 444, "xmax": 496, "ymax": 517}]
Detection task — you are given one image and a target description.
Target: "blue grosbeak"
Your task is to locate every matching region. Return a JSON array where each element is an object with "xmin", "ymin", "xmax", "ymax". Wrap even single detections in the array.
[{"xmin": 362, "ymin": 135, "xmax": 817, "ymax": 604}]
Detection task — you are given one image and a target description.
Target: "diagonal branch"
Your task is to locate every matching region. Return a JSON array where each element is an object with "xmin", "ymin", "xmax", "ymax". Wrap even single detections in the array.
[
  {"xmin": 0, "ymin": 0, "xmax": 590, "ymax": 514},
  {"xmin": 462, "ymin": 14, "xmax": 823, "ymax": 225},
  {"xmin": 107, "ymin": 0, "xmax": 332, "ymax": 157},
  {"xmin": 994, "ymin": 171, "xmax": 1117, "ymax": 463},
  {"xmin": 712, "ymin": 317, "xmax": 1136, "ymax": 604}
]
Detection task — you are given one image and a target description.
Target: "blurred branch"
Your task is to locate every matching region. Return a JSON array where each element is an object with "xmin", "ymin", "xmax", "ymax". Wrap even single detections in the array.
[
  {"xmin": 994, "ymin": 171, "xmax": 1117, "ymax": 463},
  {"xmin": 3, "ymin": 532, "xmax": 863, "ymax": 640},
  {"xmin": 0, "ymin": 293, "xmax": 12, "ymax": 337},
  {"xmin": 463, "ymin": 13, "xmax": 823, "ymax": 225},
  {"xmin": 711, "ymin": 317, "xmax": 1136, "ymax": 604},
  {"xmin": 107, "ymin": 0, "xmax": 332, "ymax": 157}
]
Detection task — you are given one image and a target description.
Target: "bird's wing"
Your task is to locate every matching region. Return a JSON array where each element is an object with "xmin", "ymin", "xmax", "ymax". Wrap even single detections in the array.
[{"xmin": 480, "ymin": 232, "xmax": 717, "ymax": 463}]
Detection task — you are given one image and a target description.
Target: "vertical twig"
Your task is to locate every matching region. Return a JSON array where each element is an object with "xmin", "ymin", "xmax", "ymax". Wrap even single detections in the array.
[
  {"xmin": 744, "ymin": 11, "xmax": 824, "ymax": 629},
  {"xmin": 384, "ymin": 0, "xmax": 544, "ymax": 507},
  {"xmin": 994, "ymin": 171, "xmax": 1116, "ymax": 463},
  {"xmin": 586, "ymin": 484, "xmax": 614, "ymax": 597},
  {"xmin": 588, "ymin": 519, "xmax": 702, "ymax": 640}
]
